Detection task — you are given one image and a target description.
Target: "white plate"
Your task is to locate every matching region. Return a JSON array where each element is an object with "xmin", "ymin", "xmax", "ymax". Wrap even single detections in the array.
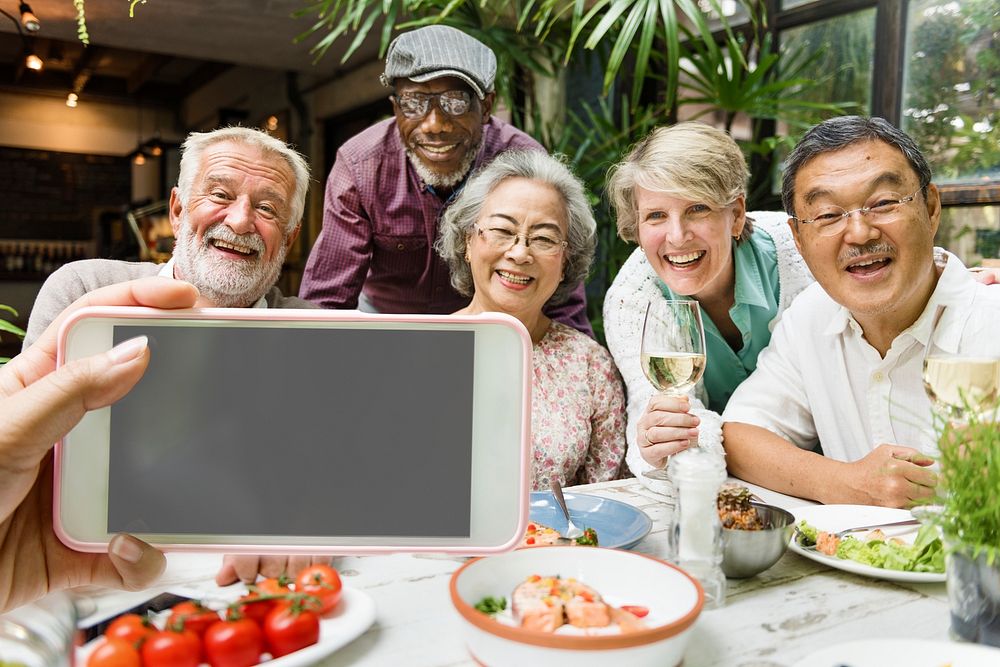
[
  {"xmin": 789, "ymin": 504, "xmax": 945, "ymax": 583},
  {"xmin": 793, "ymin": 638, "xmax": 1000, "ymax": 667},
  {"xmin": 77, "ymin": 586, "xmax": 375, "ymax": 666}
]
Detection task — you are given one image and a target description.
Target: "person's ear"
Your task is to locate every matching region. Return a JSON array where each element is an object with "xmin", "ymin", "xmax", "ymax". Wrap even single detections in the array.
[
  {"xmin": 285, "ymin": 225, "xmax": 301, "ymax": 249},
  {"xmin": 787, "ymin": 216, "xmax": 804, "ymax": 255},
  {"xmin": 480, "ymin": 93, "xmax": 495, "ymax": 123},
  {"xmin": 730, "ymin": 195, "xmax": 747, "ymax": 239},
  {"xmin": 168, "ymin": 187, "xmax": 183, "ymax": 236},
  {"xmin": 923, "ymin": 183, "xmax": 942, "ymax": 238}
]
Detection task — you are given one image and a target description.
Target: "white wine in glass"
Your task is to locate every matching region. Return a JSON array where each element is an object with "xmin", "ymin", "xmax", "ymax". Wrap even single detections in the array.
[
  {"xmin": 921, "ymin": 304, "xmax": 1000, "ymax": 420},
  {"xmin": 641, "ymin": 299, "xmax": 706, "ymax": 396}
]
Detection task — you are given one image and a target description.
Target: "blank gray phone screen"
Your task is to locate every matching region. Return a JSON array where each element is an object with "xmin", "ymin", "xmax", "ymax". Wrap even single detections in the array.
[{"xmin": 107, "ymin": 325, "xmax": 475, "ymax": 537}]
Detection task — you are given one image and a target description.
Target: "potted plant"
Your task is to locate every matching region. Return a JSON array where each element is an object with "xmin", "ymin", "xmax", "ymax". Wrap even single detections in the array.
[{"xmin": 927, "ymin": 403, "xmax": 1000, "ymax": 646}]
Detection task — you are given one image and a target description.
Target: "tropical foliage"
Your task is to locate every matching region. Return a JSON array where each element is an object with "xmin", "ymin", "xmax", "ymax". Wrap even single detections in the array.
[{"xmin": 0, "ymin": 305, "xmax": 25, "ymax": 364}]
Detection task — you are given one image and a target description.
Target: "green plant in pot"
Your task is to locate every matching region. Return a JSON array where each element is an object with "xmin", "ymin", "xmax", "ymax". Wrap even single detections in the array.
[{"xmin": 927, "ymin": 402, "xmax": 1000, "ymax": 646}]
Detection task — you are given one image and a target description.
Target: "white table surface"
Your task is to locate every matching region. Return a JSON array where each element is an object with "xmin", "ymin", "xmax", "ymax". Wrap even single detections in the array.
[{"xmin": 76, "ymin": 478, "xmax": 954, "ymax": 666}]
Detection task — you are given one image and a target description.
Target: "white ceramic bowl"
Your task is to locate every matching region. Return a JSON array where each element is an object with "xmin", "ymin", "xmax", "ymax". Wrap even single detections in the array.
[{"xmin": 449, "ymin": 546, "xmax": 703, "ymax": 667}]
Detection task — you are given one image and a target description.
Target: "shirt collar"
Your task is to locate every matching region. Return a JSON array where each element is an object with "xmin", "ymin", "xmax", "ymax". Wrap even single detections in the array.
[
  {"xmin": 161, "ymin": 257, "xmax": 268, "ymax": 309},
  {"xmin": 732, "ymin": 239, "xmax": 770, "ymax": 309}
]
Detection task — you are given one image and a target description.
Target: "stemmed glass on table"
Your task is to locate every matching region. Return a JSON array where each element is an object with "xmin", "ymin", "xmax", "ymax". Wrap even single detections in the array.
[
  {"xmin": 639, "ymin": 299, "xmax": 706, "ymax": 482},
  {"xmin": 921, "ymin": 305, "xmax": 1000, "ymax": 423}
]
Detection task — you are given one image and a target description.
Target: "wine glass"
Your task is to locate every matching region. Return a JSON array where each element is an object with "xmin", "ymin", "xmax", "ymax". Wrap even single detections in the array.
[
  {"xmin": 922, "ymin": 304, "xmax": 1000, "ymax": 422},
  {"xmin": 640, "ymin": 299, "xmax": 707, "ymax": 396},
  {"xmin": 640, "ymin": 299, "xmax": 707, "ymax": 482}
]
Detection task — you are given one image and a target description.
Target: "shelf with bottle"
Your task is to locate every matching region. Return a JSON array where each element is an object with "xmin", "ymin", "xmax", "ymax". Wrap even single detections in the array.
[{"xmin": 0, "ymin": 240, "xmax": 95, "ymax": 281}]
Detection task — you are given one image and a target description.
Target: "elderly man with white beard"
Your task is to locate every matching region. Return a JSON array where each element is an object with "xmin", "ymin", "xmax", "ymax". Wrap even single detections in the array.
[
  {"xmin": 24, "ymin": 126, "xmax": 316, "ymax": 347},
  {"xmin": 22, "ymin": 126, "xmax": 328, "ymax": 586}
]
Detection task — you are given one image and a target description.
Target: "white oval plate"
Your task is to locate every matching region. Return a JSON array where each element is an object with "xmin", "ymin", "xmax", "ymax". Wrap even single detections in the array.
[
  {"xmin": 77, "ymin": 586, "xmax": 375, "ymax": 666},
  {"xmin": 788, "ymin": 504, "xmax": 945, "ymax": 583},
  {"xmin": 793, "ymin": 638, "xmax": 1000, "ymax": 667}
]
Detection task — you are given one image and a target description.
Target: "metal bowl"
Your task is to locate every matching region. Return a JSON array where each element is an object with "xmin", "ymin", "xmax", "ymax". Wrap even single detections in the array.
[{"xmin": 721, "ymin": 502, "xmax": 795, "ymax": 579}]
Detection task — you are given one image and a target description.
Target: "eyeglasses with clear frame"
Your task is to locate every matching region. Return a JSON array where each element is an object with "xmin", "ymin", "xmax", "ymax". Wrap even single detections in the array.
[
  {"xmin": 391, "ymin": 90, "xmax": 473, "ymax": 119},
  {"xmin": 790, "ymin": 189, "xmax": 922, "ymax": 237},
  {"xmin": 474, "ymin": 224, "xmax": 568, "ymax": 256}
]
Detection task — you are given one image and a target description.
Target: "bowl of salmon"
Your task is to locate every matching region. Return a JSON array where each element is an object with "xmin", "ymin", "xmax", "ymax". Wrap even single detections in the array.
[{"xmin": 449, "ymin": 546, "xmax": 704, "ymax": 667}]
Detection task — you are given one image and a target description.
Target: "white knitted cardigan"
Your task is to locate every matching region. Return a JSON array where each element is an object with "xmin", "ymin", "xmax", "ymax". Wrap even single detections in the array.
[{"xmin": 602, "ymin": 212, "xmax": 815, "ymax": 491}]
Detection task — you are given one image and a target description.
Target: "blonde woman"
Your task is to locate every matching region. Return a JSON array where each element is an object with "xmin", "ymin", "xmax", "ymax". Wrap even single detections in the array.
[{"xmin": 603, "ymin": 123, "xmax": 813, "ymax": 484}]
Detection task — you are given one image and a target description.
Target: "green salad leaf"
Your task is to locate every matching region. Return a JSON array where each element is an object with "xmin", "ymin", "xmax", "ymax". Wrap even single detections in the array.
[
  {"xmin": 795, "ymin": 519, "xmax": 818, "ymax": 546},
  {"xmin": 799, "ymin": 520, "xmax": 944, "ymax": 573}
]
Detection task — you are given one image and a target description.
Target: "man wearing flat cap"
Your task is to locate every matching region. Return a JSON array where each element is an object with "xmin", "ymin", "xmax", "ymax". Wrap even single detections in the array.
[{"xmin": 300, "ymin": 25, "xmax": 592, "ymax": 334}]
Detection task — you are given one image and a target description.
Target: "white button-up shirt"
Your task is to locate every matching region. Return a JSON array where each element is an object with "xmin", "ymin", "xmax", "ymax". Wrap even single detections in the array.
[
  {"xmin": 158, "ymin": 258, "xmax": 268, "ymax": 309},
  {"xmin": 722, "ymin": 252, "xmax": 1000, "ymax": 461}
]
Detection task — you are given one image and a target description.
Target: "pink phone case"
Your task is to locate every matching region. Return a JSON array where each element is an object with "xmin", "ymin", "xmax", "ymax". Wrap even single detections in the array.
[{"xmin": 54, "ymin": 306, "xmax": 532, "ymax": 556}]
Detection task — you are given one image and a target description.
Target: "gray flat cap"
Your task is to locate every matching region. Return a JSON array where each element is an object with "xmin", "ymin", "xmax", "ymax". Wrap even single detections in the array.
[{"xmin": 379, "ymin": 25, "xmax": 496, "ymax": 99}]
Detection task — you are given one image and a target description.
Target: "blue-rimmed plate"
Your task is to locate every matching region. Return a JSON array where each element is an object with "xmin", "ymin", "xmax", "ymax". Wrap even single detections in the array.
[{"xmin": 529, "ymin": 491, "xmax": 652, "ymax": 550}]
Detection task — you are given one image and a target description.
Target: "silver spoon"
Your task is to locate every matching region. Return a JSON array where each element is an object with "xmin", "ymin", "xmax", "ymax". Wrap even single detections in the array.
[{"xmin": 549, "ymin": 480, "xmax": 584, "ymax": 539}]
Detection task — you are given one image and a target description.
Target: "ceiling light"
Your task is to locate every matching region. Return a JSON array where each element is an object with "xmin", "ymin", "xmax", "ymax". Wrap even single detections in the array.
[
  {"xmin": 19, "ymin": 2, "xmax": 39, "ymax": 32},
  {"xmin": 266, "ymin": 115, "xmax": 279, "ymax": 131},
  {"xmin": 25, "ymin": 53, "xmax": 42, "ymax": 70},
  {"xmin": 133, "ymin": 152, "xmax": 146, "ymax": 166}
]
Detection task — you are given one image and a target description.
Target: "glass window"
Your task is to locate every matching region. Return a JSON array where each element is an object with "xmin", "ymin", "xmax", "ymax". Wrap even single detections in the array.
[
  {"xmin": 781, "ymin": 0, "xmax": 816, "ymax": 8},
  {"xmin": 902, "ymin": 0, "xmax": 1000, "ymax": 185},
  {"xmin": 935, "ymin": 205, "xmax": 1000, "ymax": 266},
  {"xmin": 779, "ymin": 8, "xmax": 875, "ymax": 117}
]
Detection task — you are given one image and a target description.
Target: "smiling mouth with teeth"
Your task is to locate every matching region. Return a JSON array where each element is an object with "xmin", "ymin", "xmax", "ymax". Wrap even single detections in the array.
[
  {"xmin": 846, "ymin": 257, "xmax": 890, "ymax": 273},
  {"xmin": 211, "ymin": 239, "xmax": 256, "ymax": 256},
  {"xmin": 667, "ymin": 250, "xmax": 705, "ymax": 266},
  {"xmin": 421, "ymin": 144, "xmax": 458, "ymax": 154},
  {"xmin": 497, "ymin": 270, "xmax": 532, "ymax": 285}
]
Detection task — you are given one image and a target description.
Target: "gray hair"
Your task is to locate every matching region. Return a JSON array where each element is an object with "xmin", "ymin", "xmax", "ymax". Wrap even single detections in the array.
[
  {"xmin": 177, "ymin": 127, "xmax": 310, "ymax": 231},
  {"xmin": 435, "ymin": 150, "xmax": 596, "ymax": 306},
  {"xmin": 782, "ymin": 116, "xmax": 932, "ymax": 216},
  {"xmin": 607, "ymin": 122, "xmax": 753, "ymax": 243}
]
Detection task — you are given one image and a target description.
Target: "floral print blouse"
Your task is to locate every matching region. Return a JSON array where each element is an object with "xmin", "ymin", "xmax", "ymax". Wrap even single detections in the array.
[{"xmin": 530, "ymin": 322, "xmax": 627, "ymax": 490}]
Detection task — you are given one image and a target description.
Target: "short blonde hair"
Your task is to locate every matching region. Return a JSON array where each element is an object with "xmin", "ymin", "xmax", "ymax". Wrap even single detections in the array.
[{"xmin": 607, "ymin": 122, "xmax": 752, "ymax": 243}]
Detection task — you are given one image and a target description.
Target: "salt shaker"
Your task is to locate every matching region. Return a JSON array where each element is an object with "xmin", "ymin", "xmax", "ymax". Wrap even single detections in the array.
[{"xmin": 666, "ymin": 446, "xmax": 727, "ymax": 609}]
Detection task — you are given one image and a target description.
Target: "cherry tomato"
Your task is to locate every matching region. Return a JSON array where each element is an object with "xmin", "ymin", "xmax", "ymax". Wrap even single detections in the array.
[
  {"xmin": 167, "ymin": 601, "xmax": 220, "ymax": 637},
  {"xmin": 86, "ymin": 637, "xmax": 141, "ymax": 667},
  {"xmin": 263, "ymin": 605, "xmax": 320, "ymax": 658},
  {"xmin": 621, "ymin": 605, "xmax": 650, "ymax": 618},
  {"xmin": 203, "ymin": 618, "xmax": 263, "ymax": 667},
  {"xmin": 140, "ymin": 629, "xmax": 201, "ymax": 667},
  {"xmin": 227, "ymin": 591, "xmax": 273, "ymax": 625},
  {"xmin": 294, "ymin": 564, "xmax": 343, "ymax": 614},
  {"xmin": 104, "ymin": 613, "xmax": 154, "ymax": 647}
]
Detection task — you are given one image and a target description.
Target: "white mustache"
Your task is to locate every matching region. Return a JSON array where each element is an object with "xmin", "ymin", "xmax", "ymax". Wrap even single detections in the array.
[{"xmin": 204, "ymin": 224, "xmax": 265, "ymax": 254}]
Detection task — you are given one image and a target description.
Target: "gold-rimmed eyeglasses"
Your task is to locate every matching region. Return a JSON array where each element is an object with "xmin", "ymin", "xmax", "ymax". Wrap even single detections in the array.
[
  {"xmin": 790, "ymin": 189, "xmax": 922, "ymax": 237},
  {"xmin": 474, "ymin": 224, "xmax": 568, "ymax": 256}
]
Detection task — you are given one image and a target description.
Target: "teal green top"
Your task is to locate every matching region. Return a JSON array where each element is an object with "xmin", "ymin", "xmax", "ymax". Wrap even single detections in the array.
[{"xmin": 656, "ymin": 228, "xmax": 780, "ymax": 413}]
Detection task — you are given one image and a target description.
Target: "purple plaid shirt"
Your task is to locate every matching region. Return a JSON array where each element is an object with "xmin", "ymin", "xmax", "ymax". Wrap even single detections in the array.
[{"xmin": 299, "ymin": 117, "xmax": 592, "ymax": 335}]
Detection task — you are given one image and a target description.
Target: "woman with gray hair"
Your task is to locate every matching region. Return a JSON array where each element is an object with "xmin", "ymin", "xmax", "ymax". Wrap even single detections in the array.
[
  {"xmin": 437, "ymin": 150, "xmax": 625, "ymax": 490},
  {"xmin": 602, "ymin": 122, "xmax": 813, "ymax": 487}
]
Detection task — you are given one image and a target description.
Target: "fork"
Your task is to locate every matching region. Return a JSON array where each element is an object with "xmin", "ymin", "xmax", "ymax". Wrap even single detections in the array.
[
  {"xmin": 796, "ymin": 519, "xmax": 920, "ymax": 550},
  {"xmin": 549, "ymin": 480, "xmax": 584, "ymax": 539}
]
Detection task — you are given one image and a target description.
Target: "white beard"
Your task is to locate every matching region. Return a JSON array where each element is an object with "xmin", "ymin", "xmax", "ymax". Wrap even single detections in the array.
[
  {"xmin": 406, "ymin": 135, "xmax": 483, "ymax": 190},
  {"xmin": 172, "ymin": 217, "xmax": 288, "ymax": 307}
]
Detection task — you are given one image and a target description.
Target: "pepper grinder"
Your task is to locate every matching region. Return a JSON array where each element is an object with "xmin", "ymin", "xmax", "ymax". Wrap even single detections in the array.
[{"xmin": 666, "ymin": 446, "xmax": 727, "ymax": 609}]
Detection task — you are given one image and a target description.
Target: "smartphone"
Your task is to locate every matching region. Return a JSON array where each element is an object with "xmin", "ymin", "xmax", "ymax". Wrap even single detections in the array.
[{"xmin": 54, "ymin": 307, "xmax": 531, "ymax": 555}]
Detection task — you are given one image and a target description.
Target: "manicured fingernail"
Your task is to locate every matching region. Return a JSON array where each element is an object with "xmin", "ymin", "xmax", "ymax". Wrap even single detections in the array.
[
  {"xmin": 107, "ymin": 336, "xmax": 148, "ymax": 364},
  {"xmin": 110, "ymin": 534, "xmax": 143, "ymax": 563}
]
